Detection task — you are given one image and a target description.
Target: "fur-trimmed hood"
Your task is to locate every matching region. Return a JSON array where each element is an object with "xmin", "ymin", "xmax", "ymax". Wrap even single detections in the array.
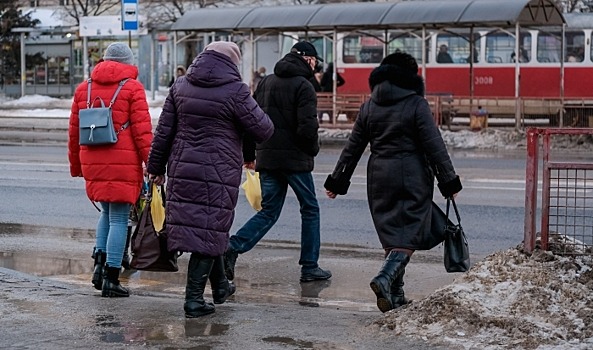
[{"xmin": 368, "ymin": 64, "xmax": 425, "ymax": 105}]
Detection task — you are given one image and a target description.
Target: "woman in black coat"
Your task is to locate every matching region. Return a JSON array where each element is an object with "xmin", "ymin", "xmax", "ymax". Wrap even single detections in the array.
[{"xmin": 324, "ymin": 52, "xmax": 462, "ymax": 313}]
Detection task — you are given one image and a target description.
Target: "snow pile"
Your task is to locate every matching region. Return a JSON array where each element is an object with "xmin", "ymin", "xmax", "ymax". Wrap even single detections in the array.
[{"xmin": 373, "ymin": 236, "xmax": 593, "ymax": 349}]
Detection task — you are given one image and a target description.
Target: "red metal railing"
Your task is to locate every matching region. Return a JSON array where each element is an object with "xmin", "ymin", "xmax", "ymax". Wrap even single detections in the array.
[{"xmin": 524, "ymin": 128, "xmax": 593, "ymax": 254}]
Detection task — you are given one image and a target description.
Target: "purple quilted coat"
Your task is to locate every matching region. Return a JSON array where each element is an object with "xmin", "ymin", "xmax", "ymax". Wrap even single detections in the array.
[{"xmin": 147, "ymin": 51, "xmax": 274, "ymax": 256}]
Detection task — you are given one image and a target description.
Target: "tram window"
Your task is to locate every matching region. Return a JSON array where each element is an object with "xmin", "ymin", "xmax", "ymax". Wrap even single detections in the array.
[
  {"xmin": 537, "ymin": 32, "xmax": 561, "ymax": 63},
  {"xmin": 486, "ymin": 31, "xmax": 531, "ymax": 63},
  {"xmin": 387, "ymin": 32, "xmax": 423, "ymax": 63},
  {"xmin": 435, "ymin": 34, "xmax": 477, "ymax": 64},
  {"xmin": 565, "ymin": 31, "xmax": 584, "ymax": 63},
  {"xmin": 343, "ymin": 34, "xmax": 383, "ymax": 64}
]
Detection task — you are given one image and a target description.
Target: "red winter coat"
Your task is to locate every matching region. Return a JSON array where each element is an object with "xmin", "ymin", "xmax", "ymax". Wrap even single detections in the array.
[{"xmin": 68, "ymin": 61, "xmax": 153, "ymax": 204}]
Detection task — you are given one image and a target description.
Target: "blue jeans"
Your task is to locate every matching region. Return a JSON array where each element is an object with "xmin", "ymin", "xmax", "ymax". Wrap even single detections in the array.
[
  {"xmin": 229, "ymin": 170, "xmax": 321, "ymax": 271},
  {"xmin": 96, "ymin": 202, "xmax": 131, "ymax": 268}
]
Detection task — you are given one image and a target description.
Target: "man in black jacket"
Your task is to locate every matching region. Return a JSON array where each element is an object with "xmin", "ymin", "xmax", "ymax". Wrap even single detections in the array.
[{"xmin": 224, "ymin": 41, "xmax": 332, "ymax": 283}]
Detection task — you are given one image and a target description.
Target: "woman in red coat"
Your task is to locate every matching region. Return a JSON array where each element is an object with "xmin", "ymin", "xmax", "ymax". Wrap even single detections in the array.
[{"xmin": 68, "ymin": 42, "xmax": 153, "ymax": 297}]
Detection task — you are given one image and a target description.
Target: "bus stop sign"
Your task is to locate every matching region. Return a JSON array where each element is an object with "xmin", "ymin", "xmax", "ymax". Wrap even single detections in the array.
[{"xmin": 121, "ymin": 0, "xmax": 138, "ymax": 31}]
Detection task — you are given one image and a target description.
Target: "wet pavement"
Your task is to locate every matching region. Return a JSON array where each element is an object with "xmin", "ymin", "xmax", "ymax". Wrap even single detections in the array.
[{"xmin": 0, "ymin": 223, "xmax": 460, "ymax": 349}]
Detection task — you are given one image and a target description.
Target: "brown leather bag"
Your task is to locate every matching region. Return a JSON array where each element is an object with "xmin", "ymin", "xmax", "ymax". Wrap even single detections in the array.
[{"xmin": 130, "ymin": 183, "xmax": 179, "ymax": 272}]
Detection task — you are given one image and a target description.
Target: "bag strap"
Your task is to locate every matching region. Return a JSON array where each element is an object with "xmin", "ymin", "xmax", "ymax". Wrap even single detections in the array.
[
  {"xmin": 446, "ymin": 198, "xmax": 462, "ymax": 224},
  {"xmin": 86, "ymin": 78, "xmax": 131, "ymax": 133}
]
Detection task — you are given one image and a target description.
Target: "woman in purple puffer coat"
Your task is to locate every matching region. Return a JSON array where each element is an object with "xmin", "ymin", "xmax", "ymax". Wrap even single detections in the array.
[{"xmin": 147, "ymin": 41, "xmax": 274, "ymax": 318}]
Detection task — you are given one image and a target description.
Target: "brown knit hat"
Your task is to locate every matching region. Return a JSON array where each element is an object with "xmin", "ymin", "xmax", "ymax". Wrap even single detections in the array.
[{"xmin": 204, "ymin": 41, "xmax": 242, "ymax": 66}]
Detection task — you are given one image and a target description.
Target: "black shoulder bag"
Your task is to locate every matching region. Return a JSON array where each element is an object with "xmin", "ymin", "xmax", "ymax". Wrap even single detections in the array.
[{"xmin": 444, "ymin": 198, "xmax": 470, "ymax": 273}]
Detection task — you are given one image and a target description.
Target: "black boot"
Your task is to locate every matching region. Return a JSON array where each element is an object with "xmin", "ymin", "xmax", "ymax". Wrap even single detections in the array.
[
  {"xmin": 91, "ymin": 248, "xmax": 106, "ymax": 291},
  {"xmin": 391, "ymin": 268, "xmax": 410, "ymax": 308},
  {"xmin": 223, "ymin": 249, "xmax": 239, "ymax": 281},
  {"xmin": 369, "ymin": 251, "xmax": 410, "ymax": 313},
  {"xmin": 185, "ymin": 253, "xmax": 216, "ymax": 318},
  {"xmin": 102, "ymin": 265, "xmax": 129, "ymax": 298},
  {"xmin": 209, "ymin": 255, "xmax": 236, "ymax": 304},
  {"xmin": 121, "ymin": 226, "xmax": 132, "ymax": 270}
]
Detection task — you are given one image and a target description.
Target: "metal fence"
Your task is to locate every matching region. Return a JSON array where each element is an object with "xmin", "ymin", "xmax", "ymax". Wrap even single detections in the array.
[{"xmin": 524, "ymin": 128, "xmax": 593, "ymax": 255}]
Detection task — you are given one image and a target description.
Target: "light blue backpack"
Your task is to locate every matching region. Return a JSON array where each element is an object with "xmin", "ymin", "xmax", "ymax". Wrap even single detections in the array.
[{"xmin": 79, "ymin": 78, "xmax": 129, "ymax": 146}]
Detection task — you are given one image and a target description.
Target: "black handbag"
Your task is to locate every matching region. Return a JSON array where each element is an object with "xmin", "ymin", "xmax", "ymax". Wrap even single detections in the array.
[
  {"xmin": 130, "ymin": 182, "xmax": 179, "ymax": 272},
  {"xmin": 443, "ymin": 198, "xmax": 470, "ymax": 273}
]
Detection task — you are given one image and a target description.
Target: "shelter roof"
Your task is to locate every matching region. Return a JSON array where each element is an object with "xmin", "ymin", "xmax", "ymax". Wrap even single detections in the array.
[{"xmin": 172, "ymin": 0, "xmax": 565, "ymax": 33}]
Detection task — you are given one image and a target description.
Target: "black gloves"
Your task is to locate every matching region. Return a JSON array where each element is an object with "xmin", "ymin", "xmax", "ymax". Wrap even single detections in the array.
[
  {"xmin": 324, "ymin": 174, "xmax": 350, "ymax": 195},
  {"xmin": 437, "ymin": 176, "xmax": 462, "ymax": 198}
]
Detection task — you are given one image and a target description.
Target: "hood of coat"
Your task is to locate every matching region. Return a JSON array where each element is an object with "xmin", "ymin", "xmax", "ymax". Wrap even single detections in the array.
[
  {"xmin": 185, "ymin": 50, "xmax": 242, "ymax": 87},
  {"xmin": 90, "ymin": 60, "xmax": 139, "ymax": 84},
  {"xmin": 273, "ymin": 52, "xmax": 314, "ymax": 80},
  {"xmin": 369, "ymin": 64, "xmax": 424, "ymax": 105}
]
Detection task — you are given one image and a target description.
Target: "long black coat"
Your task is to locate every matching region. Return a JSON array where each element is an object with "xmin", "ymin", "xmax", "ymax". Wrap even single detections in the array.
[{"xmin": 327, "ymin": 65, "xmax": 459, "ymax": 250}]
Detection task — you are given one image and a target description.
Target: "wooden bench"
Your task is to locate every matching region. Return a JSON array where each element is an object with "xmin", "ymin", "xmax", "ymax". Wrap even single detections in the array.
[{"xmin": 317, "ymin": 93, "xmax": 369, "ymax": 123}]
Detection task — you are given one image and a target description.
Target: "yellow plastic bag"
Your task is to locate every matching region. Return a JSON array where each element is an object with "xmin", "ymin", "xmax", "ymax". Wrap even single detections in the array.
[
  {"xmin": 241, "ymin": 170, "xmax": 262, "ymax": 211},
  {"xmin": 151, "ymin": 183, "xmax": 166, "ymax": 232}
]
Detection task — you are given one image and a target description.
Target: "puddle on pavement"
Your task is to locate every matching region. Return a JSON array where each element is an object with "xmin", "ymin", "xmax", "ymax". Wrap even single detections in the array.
[
  {"xmin": 262, "ymin": 336, "xmax": 315, "ymax": 349},
  {"xmin": 0, "ymin": 223, "xmax": 379, "ymax": 312},
  {"xmin": 94, "ymin": 313, "xmax": 226, "ymax": 347}
]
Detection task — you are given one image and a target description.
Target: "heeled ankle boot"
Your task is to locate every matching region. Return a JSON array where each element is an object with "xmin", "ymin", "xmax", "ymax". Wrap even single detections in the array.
[
  {"xmin": 209, "ymin": 255, "xmax": 236, "ymax": 304},
  {"xmin": 184, "ymin": 253, "xmax": 215, "ymax": 318},
  {"xmin": 121, "ymin": 226, "xmax": 132, "ymax": 270},
  {"xmin": 370, "ymin": 251, "xmax": 410, "ymax": 313},
  {"xmin": 102, "ymin": 265, "xmax": 129, "ymax": 298},
  {"xmin": 92, "ymin": 248, "xmax": 106, "ymax": 291},
  {"xmin": 391, "ymin": 268, "xmax": 410, "ymax": 308}
]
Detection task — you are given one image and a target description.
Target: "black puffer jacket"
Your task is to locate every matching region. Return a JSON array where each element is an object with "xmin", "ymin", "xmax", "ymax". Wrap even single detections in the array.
[
  {"xmin": 325, "ymin": 64, "xmax": 461, "ymax": 250},
  {"xmin": 248, "ymin": 52, "xmax": 319, "ymax": 172}
]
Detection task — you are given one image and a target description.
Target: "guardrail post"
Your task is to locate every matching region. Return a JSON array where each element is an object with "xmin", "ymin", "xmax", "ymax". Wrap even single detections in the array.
[{"xmin": 524, "ymin": 128, "xmax": 539, "ymax": 253}]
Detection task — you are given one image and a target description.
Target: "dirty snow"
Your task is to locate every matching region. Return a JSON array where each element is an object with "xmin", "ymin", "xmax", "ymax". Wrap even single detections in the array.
[{"xmin": 373, "ymin": 235, "xmax": 593, "ymax": 350}]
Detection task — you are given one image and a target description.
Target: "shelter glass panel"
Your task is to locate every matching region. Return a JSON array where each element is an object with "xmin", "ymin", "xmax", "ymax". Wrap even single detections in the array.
[
  {"xmin": 435, "ymin": 33, "xmax": 475, "ymax": 64},
  {"xmin": 387, "ymin": 32, "xmax": 423, "ymax": 63},
  {"xmin": 565, "ymin": 31, "xmax": 585, "ymax": 63},
  {"xmin": 343, "ymin": 34, "xmax": 384, "ymax": 64},
  {"xmin": 486, "ymin": 31, "xmax": 531, "ymax": 63},
  {"xmin": 537, "ymin": 32, "xmax": 561, "ymax": 63}
]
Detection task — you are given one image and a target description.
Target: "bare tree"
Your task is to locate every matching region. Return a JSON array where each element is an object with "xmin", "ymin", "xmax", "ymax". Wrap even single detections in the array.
[
  {"xmin": 555, "ymin": 0, "xmax": 593, "ymax": 12},
  {"xmin": 62, "ymin": 0, "xmax": 120, "ymax": 26}
]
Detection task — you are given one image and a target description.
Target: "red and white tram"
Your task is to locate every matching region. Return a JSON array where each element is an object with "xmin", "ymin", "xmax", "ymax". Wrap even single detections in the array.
[{"xmin": 317, "ymin": 13, "xmax": 593, "ymax": 98}]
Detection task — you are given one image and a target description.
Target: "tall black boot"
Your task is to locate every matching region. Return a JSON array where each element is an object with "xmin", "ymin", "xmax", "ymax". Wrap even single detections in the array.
[
  {"xmin": 209, "ymin": 255, "xmax": 236, "ymax": 304},
  {"xmin": 121, "ymin": 226, "xmax": 132, "ymax": 270},
  {"xmin": 391, "ymin": 268, "xmax": 410, "ymax": 308},
  {"xmin": 369, "ymin": 251, "xmax": 410, "ymax": 313},
  {"xmin": 91, "ymin": 248, "xmax": 106, "ymax": 291},
  {"xmin": 185, "ymin": 253, "xmax": 215, "ymax": 318},
  {"xmin": 102, "ymin": 265, "xmax": 129, "ymax": 298}
]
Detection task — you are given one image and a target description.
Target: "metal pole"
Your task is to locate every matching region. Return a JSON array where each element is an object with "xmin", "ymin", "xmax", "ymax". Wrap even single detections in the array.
[
  {"xmin": 150, "ymin": 30, "xmax": 155, "ymax": 100},
  {"xmin": 173, "ymin": 31, "xmax": 178, "ymax": 80},
  {"xmin": 20, "ymin": 32, "xmax": 25, "ymax": 97},
  {"xmin": 514, "ymin": 23, "xmax": 521, "ymax": 130},
  {"xmin": 251, "ymin": 30, "xmax": 256, "ymax": 92},
  {"xmin": 523, "ymin": 128, "xmax": 539, "ymax": 254},
  {"xmin": 332, "ymin": 27, "xmax": 338, "ymax": 126},
  {"xmin": 83, "ymin": 36, "xmax": 89, "ymax": 80},
  {"xmin": 560, "ymin": 24, "xmax": 565, "ymax": 127},
  {"xmin": 422, "ymin": 26, "xmax": 427, "ymax": 83},
  {"xmin": 469, "ymin": 26, "xmax": 475, "ymax": 117}
]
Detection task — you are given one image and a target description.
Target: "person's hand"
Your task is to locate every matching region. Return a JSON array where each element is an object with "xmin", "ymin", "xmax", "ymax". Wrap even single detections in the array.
[
  {"xmin": 142, "ymin": 163, "xmax": 148, "ymax": 177},
  {"xmin": 244, "ymin": 161, "xmax": 255, "ymax": 170},
  {"xmin": 149, "ymin": 174, "xmax": 165, "ymax": 186},
  {"xmin": 325, "ymin": 189, "xmax": 337, "ymax": 199}
]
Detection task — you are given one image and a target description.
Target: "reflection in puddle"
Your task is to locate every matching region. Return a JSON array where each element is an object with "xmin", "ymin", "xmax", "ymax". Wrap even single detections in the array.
[
  {"xmin": 0, "ymin": 251, "xmax": 89, "ymax": 277},
  {"xmin": 263, "ymin": 336, "xmax": 315, "ymax": 349},
  {"xmin": 184, "ymin": 322, "xmax": 229, "ymax": 337}
]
